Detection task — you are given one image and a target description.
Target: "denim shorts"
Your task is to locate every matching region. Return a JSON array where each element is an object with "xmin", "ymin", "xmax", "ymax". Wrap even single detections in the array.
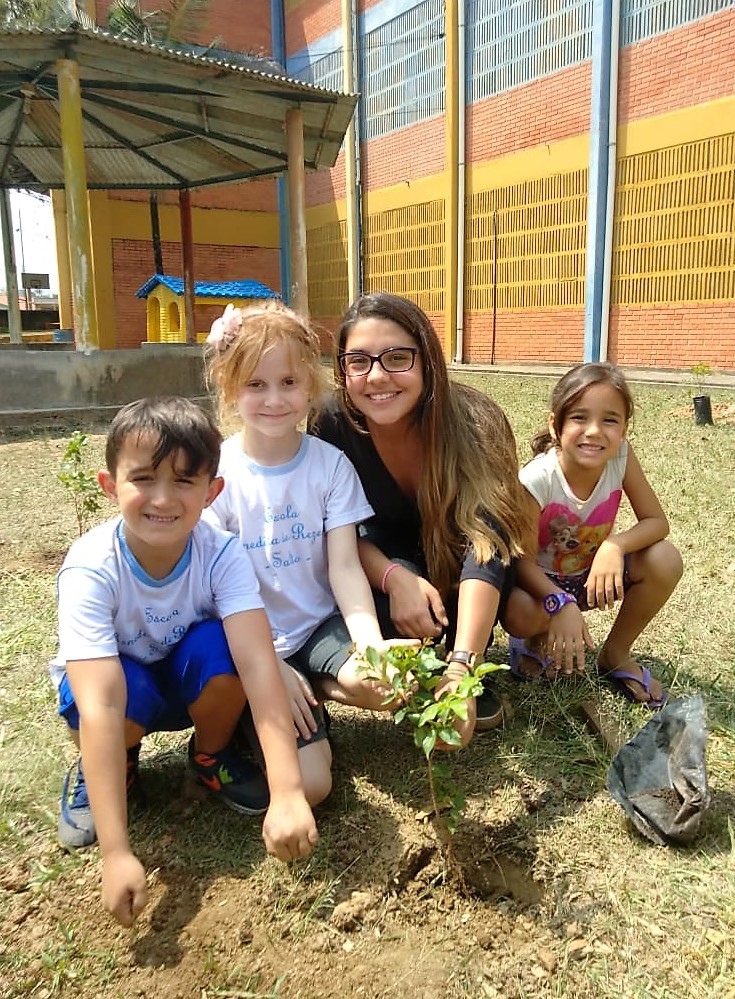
[
  {"xmin": 546, "ymin": 553, "xmax": 632, "ymax": 611},
  {"xmin": 58, "ymin": 618, "xmax": 238, "ymax": 734}
]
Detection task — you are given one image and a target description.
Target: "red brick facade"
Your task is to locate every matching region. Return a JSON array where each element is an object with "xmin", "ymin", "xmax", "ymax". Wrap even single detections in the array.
[{"xmin": 88, "ymin": 2, "xmax": 735, "ymax": 370}]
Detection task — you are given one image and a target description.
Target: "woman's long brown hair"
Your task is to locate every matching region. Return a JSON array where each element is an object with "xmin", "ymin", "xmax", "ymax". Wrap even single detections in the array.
[{"xmin": 334, "ymin": 293, "xmax": 533, "ymax": 596}]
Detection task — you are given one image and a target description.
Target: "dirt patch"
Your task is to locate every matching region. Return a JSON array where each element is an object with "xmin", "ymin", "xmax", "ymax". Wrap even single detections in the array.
[
  {"xmin": 668, "ymin": 401, "xmax": 735, "ymax": 423},
  {"xmin": 1, "ymin": 753, "xmax": 566, "ymax": 999}
]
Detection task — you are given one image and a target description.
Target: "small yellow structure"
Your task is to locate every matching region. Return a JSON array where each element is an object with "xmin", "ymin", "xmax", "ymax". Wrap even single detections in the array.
[{"xmin": 136, "ymin": 275, "xmax": 280, "ymax": 343}]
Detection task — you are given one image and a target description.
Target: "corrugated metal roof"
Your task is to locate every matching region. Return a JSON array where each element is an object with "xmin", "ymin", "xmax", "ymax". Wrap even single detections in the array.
[
  {"xmin": 0, "ymin": 25, "xmax": 357, "ymax": 190},
  {"xmin": 136, "ymin": 275, "xmax": 280, "ymax": 299}
]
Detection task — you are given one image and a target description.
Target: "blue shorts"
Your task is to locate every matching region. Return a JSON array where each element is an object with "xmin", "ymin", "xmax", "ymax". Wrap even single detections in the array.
[
  {"xmin": 58, "ymin": 618, "xmax": 238, "ymax": 734},
  {"xmin": 546, "ymin": 553, "xmax": 632, "ymax": 611}
]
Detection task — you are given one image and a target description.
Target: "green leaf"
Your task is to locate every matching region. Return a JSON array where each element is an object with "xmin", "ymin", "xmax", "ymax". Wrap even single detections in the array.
[
  {"xmin": 420, "ymin": 730, "xmax": 437, "ymax": 758},
  {"xmin": 417, "ymin": 702, "xmax": 441, "ymax": 725}
]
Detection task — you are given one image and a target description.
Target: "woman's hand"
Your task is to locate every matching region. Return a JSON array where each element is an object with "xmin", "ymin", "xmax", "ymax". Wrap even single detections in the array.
[
  {"xmin": 277, "ymin": 659, "xmax": 319, "ymax": 740},
  {"xmin": 431, "ymin": 667, "xmax": 476, "ymax": 750},
  {"xmin": 586, "ymin": 539, "xmax": 625, "ymax": 610},
  {"xmin": 384, "ymin": 566, "xmax": 448, "ymax": 639}
]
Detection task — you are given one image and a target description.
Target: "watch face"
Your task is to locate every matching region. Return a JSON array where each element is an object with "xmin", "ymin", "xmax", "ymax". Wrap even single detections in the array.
[{"xmin": 543, "ymin": 592, "xmax": 574, "ymax": 615}]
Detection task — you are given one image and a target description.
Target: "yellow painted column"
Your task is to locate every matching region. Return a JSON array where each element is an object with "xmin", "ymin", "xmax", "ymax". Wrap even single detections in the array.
[
  {"xmin": 56, "ymin": 58, "xmax": 99, "ymax": 352},
  {"xmin": 444, "ymin": 0, "xmax": 459, "ymax": 361},
  {"xmin": 51, "ymin": 190, "xmax": 74, "ymax": 331},
  {"xmin": 88, "ymin": 191, "xmax": 116, "ymax": 349},
  {"xmin": 286, "ymin": 108, "xmax": 309, "ymax": 319}
]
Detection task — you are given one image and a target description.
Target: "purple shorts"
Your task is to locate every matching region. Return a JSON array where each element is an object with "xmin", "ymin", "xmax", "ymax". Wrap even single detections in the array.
[{"xmin": 546, "ymin": 553, "xmax": 632, "ymax": 611}]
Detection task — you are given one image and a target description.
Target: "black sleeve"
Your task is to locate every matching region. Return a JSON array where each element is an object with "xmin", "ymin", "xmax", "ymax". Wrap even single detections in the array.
[
  {"xmin": 459, "ymin": 545, "xmax": 507, "ymax": 590},
  {"xmin": 309, "ymin": 396, "xmax": 424, "ymax": 567}
]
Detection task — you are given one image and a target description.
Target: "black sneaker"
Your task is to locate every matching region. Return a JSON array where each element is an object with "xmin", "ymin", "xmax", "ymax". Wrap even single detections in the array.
[
  {"xmin": 188, "ymin": 736, "xmax": 269, "ymax": 816},
  {"xmin": 474, "ymin": 676, "xmax": 504, "ymax": 731},
  {"xmin": 58, "ymin": 745, "xmax": 141, "ymax": 849}
]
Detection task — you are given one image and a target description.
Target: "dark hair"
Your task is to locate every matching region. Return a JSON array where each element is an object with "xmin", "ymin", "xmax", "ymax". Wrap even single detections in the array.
[
  {"xmin": 105, "ymin": 397, "xmax": 222, "ymax": 478},
  {"xmin": 531, "ymin": 362, "xmax": 635, "ymax": 455},
  {"xmin": 333, "ymin": 292, "xmax": 449, "ymax": 431}
]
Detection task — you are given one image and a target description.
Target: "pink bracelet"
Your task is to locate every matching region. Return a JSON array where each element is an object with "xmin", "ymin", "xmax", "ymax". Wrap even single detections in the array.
[{"xmin": 381, "ymin": 562, "xmax": 401, "ymax": 594}]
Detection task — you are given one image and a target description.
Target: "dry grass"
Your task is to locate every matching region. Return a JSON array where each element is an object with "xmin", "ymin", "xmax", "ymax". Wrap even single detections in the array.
[{"xmin": 0, "ymin": 375, "xmax": 734, "ymax": 999}]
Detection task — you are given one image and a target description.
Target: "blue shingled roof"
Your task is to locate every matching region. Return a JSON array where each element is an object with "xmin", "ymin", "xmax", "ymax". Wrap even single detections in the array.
[{"xmin": 136, "ymin": 274, "xmax": 280, "ymax": 300}]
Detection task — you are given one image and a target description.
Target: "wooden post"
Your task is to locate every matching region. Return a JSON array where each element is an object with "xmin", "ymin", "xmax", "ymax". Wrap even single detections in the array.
[
  {"xmin": 56, "ymin": 58, "xmax": 99, "ymax": 352},
  {"xmin": 179, "ymin": 189, "xmax": 196, "ymax": 344},
  {"xmin": 286, "ymin": 108, "xmax": 309, "ymax": 319}
]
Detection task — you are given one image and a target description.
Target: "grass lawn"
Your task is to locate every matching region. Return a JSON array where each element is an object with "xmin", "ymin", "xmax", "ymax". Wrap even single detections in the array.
[{"xmin": 0, "ymin": 372, "xmax": 733, "ymax": 999}]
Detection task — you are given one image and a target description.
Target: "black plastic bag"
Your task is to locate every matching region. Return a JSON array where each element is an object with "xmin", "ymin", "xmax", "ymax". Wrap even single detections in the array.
[{"xmin": 606, "ymin": 694, "xmax": 710, "ymax": 846}]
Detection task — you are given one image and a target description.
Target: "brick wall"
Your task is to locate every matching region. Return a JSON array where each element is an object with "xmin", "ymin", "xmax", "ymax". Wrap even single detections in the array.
[
  {"xmin": 461, "ymin": 304, "xmax": 735, "ymax": 370},
  {"xmin": 609, "ymin": 304, "xmax": 735, "ymax": 369},
  {"xmin": 468, "ymin": 62, "xmax": 592, "ymax": 161},
  {"xmin": 307, "ymin": 116, "xmax": 445, "ymax": 207},
  {"xmin": 462, "ymin": 310, "xmax": 586, "ymax": 364},
  {"xmin": 112, "ymin": 240, "xmax": 281, "ymax": 349},
  {"xmin": 95, "ymin": 0, "xmax": 271, "ymax": 53},
  {"xmin": 619, "ymin": 10, "xmax": 735, "ymax": 122},
  {"xmin": 286, "ymin": 0, "xmax": 340, "ymax": 53}
]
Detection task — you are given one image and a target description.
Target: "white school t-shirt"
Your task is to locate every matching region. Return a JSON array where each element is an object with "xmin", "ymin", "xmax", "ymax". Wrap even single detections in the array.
[
  {"xmin": 49, "ymin": 516, "xmax": 263, "ymax": 689},
  {"xmin": 203, "ymin": 433, "xmax": 374, "ymax": 657}
]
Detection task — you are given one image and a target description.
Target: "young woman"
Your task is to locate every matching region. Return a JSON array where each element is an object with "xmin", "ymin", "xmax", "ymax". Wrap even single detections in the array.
[{"xmin": 309, "ymin": 292, "xmax": 534, "ymax": 740}]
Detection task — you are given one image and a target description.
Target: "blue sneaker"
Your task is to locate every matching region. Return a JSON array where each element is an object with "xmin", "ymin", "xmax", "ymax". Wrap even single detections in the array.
[
  {"xmin": 188, "ymin": 736, "xmax": 269, "ymax": 816},
  {"xmin": 58, "ymin": 745, "xmax": 141, "ymax": 849}
]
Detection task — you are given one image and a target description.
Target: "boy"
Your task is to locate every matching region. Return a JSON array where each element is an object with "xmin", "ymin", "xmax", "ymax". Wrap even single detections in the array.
[{"xmin": 50, "ymin": 397, "xmax": 319, "ymax": 928}]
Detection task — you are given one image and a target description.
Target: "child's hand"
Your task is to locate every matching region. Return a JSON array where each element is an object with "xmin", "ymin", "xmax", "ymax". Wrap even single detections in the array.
[
  {"xmin": 262, "ymin": 792, "xmax": 319, "ymax": 862},
  {"xmin": 586, "ymin": 539, "xmax": 625, "ymax": 609},
  {"xmin": 101, "ymin": 849, "xmax": 148, "ymax": 927},
  {"xmin": 350, "ymin": 639, "xmax": 422, "ymax": 703},
  {"xmin": 384, "ymin": 567, "xmax": 448, "ymax": 639},
  {"xmin": 277, "ymin": 658, "xmax": 319, "ymax": 740},
  {"xmin": 546, "ymin": 604, "xmax": 594, "ymax": 674}
]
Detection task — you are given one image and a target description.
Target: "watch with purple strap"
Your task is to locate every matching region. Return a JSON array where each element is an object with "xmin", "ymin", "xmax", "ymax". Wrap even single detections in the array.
[{"xmin": 543, "ymin": 591, "xmax": 577, "ymax": 615}]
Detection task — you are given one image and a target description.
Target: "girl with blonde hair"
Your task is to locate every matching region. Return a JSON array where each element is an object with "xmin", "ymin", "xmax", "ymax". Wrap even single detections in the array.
[{"xmin": 204, "ymin": 303, "xmax": 416, "ymax": 797}]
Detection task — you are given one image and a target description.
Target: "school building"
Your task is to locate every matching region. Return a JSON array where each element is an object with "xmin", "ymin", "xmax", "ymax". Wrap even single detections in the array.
[{"xmin": 77, "ymin": 0, "xmax": 734, "ymax": 371}]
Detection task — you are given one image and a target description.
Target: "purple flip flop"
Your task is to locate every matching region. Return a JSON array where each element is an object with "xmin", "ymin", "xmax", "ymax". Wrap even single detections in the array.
[
  {"xmin": 508, "ymin": 636, "xmax": 554, "ymax": 682},
  {"xmin": 598, "ymin": 663, "xmax": 668, "ymax": 710}
]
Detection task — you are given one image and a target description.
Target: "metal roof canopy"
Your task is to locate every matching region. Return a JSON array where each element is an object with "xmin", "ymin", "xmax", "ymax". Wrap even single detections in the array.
[{"xmin": 0, "ymin": 25, "xmax": 357, "ymax": 190}]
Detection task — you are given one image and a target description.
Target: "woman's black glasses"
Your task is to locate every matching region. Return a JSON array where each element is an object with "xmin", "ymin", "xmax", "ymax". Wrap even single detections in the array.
[{"xmin": 338, "ymin": 346, "xmax": 419, "ymax": 377}]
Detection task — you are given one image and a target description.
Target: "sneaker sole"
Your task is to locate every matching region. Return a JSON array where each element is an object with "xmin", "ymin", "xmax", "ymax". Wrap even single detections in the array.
[
  {"xmin": 217, "ymin": 794, "xmax": 269, "ymax": 817},
  {"xmin": 190, "ymin": 769, "xmax": 269, "ymax": 817}
]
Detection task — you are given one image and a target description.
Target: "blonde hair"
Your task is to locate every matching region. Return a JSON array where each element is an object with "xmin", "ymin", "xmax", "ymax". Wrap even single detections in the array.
[
  {"xmin": 205, "ymin": 303, "xmax": 327, "ymax": 424},
  {"xmin": 335, "ymin": 293, "xmax": 534, "ymax": 596}
]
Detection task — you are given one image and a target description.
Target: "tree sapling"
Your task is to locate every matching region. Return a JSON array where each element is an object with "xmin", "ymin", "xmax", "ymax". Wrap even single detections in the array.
[
  {"xmin": 57, "ymin": 431, "xmax": 104, "ymax": 536},
  {"xmin": 361, "ymin": 644, "xmax": 507, "ymax": 870}
]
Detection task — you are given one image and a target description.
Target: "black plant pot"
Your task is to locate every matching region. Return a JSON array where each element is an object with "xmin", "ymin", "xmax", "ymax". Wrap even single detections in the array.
[{"xmin": 693, "ymin": 395, "xmax": 713, "ymax": 426}]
